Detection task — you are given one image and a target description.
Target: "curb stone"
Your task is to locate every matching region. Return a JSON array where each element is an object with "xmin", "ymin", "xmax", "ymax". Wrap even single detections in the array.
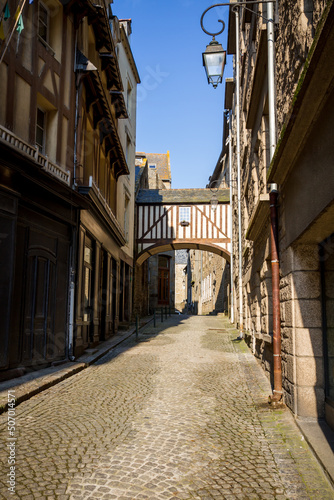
[{"xmin": 0, "ymin": 316, "xmax": 154, "ymax": 414}]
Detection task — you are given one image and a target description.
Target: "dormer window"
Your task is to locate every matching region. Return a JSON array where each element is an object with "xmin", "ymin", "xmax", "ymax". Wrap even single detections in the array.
[{"xmin": 149, "ymin": 164, "xmax": 156, "ymax": 169}]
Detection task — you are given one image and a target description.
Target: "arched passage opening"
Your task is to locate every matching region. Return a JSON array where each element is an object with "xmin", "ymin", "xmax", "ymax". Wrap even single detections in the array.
[
  {"xmin": 136, "ymin": 240, "xmax": 231, "ymax": 266},
  {"xmin": 134, "ymin": 241, "xmax": 231, "ymax": 318}
]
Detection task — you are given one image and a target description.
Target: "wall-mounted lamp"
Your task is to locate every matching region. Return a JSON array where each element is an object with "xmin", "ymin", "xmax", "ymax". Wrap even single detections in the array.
[
  {"xmin": 209, "ymin": 179, "xmax": 219, "ymax": 212},
  {"xmin": 202, "ymin": 38, "xmax": 226, "ymax": 89}
]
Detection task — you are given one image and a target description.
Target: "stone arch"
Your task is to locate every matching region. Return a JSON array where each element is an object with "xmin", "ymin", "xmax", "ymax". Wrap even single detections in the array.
[{"xmin": 136, "ymin": 240, "xmax": 231, "ymax": 266}]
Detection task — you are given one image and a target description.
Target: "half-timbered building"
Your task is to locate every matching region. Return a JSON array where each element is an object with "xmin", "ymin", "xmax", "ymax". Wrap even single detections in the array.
[
  {"xmin": 70, "ymin": 3, "xmax": 140, "ymax": 354},
  {"xmin": 0, "ymin": 0, "xmax": 81, "ymax": 377},
  {"xmin": 0, "ymin": 0, "xmax": 139, "ymax": 377},
  {"xmin": 134, "ymin": 152, "xmax": 175, "ymax": 315},
  {"xmin": 134, "ymin": 149, "xmax": 231, "ymax": 317}
]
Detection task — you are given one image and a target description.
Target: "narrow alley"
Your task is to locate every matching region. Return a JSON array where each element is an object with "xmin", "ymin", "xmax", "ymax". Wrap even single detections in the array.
[{"xmin": 0, "ymin": 315, "xmax": 333, "ymax": 500}]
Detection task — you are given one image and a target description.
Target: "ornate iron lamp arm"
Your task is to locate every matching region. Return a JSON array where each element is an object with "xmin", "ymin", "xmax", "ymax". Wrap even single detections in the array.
[
  {"xmin": 200, "ymin": 4, "xmax": 227, "ymax": 38},
  {"xmin": 200, "ymin": 0, "xmax": 277, "ymax": 37}
]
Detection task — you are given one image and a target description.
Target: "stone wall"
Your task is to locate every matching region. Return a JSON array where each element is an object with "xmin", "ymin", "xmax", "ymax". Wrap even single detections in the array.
[
  {"xmin": 175, "ymin": 250, "xmax": 188, "ymax": 312},
  {"xmin": 147, "ymin": 252, "xmax": 175, "ymax": 313},
  {"xmin": 279, "ymin": 245, "xmax": 325, "ymax": 417},
  {"xmin": 228, "ymin": 0, "xmax": 332, "ymax": 420},
  {"xmin": 275, "ymin": 0, "xmax": 327, "ymax": 132},
  {"xmin": 188, "ymin": 250, "xmax": 230, "ymax": 316},
  {"xmin": 133, "ymin": 261, "xmax": 149, "ymax": 318},
  {"xmin": 175, "ymin": 263, "xmax": 188, "ymax": 312}
]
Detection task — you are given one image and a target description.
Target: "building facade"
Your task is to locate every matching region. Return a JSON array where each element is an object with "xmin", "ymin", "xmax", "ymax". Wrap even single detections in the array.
[
  {"xmin": 186, "ymin": 249, "xmax": 230, "ymax": 316},
  {"xmin": 181, "ymin": 112, "xmax": 231, "ymax": 318},
  {"xmin": 134, "ymin": 152, "xmax": 175, "ymax": 316},
  {"xmin": 175, "ymin": 249, "xmax": 188, "ymax": 312},
  {"xmin": 0, "ymin": 0, "xmax": 80, "ymax": 377},
  {"xmin": 72, "ymin": 4, "xmax": 140, "ymax": 355},
  {"xmin": 225, "ymin": 0, "xmax": 334, "ymax": 429},
  {"xmin": 0, "ymin": 0, "xmax": 139, "ymax": 377}
]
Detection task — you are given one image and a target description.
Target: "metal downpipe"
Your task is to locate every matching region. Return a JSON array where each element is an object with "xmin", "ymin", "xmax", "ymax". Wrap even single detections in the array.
[
  {"xmin": 227, "ymin": 111, "xmax": 234, "ymax": 324},
  {"xmin": 268, "ymin": 184, "xmax": 283, "ymax": 403},
  {"xmin": 235, "ymin": 6, "xmax": 244, "ymax": 338}
]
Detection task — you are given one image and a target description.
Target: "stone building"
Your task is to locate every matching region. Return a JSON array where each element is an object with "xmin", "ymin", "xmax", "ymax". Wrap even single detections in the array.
[
  {"xmin": 0, "ymin": 0, "xmax": 139, "ymax": 377},
  {"xmin": 175, "ymin": 249, "xmax": 188, "ymax": 312},
  {"xmin": 225, "ymin": 0, "xmax": 334, "ymax": 429},
  {"xmin": 134, "ymin": 152, "xmax": 175, "ymax": 316},
  {"xmin": 187, "ymin": 249, "xmax": 230, "ymax": 316}
]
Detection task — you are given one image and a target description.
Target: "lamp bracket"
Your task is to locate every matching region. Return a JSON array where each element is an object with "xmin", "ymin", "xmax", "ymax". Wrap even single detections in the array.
[
  {"xmin": 235, "ymin": 4, "xmax": 276, "ymax": 23},
  {"xmin": 209, "ymin": 179, "xmax": 220, "ymax": 192},
  {"xmin": 201, "ymin": 0, "xmax": 278, "ymax": 38}
]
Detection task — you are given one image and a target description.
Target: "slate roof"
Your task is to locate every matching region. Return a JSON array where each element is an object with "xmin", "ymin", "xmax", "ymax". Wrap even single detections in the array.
[{"xmin": 136, "ymin": 188, "xmax": 230, "ymax": 204}]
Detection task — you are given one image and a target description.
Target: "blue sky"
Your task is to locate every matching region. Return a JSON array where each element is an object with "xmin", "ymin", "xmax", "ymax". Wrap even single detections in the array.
[{"xmin": 113, "ymin": 0, "xmax": 233, "ymax": 189}]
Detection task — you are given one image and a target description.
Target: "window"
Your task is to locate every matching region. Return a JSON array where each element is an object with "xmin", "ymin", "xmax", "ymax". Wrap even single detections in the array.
[
  {"xmin": 23, "ymin": 253, "xmax": 56, "ymax": 362},
  {"xmin": 124, "ymin": 195, "xmax": 130, "ymax": 242},
  {"xmin": 126, "ymin": 79, "xmax": 133, "ymax": 117},
  {"xmin": 36, "ymin": 108, "xmax": 46, "ymax": 153},
  {"xmin": 38, "ymin": 3, "xmax": 49, "ymax": 43},
  {"xmin": 158, "ymin": 256, "xmax": 170, "ymax": 305},
  {"xmin": 179, "ymin": 206, "xmax": 191, "ymax": 223},
  {"xmin": 149, "ymin": 164, "xmax": 156, "ymax": 169},
  {"xmin": 125, "ymin": 134, "xmax": 131, "ymax": 164},
  {"xmin": 83, "ymin": 242, "xmax": 93, "ymax": 323}
]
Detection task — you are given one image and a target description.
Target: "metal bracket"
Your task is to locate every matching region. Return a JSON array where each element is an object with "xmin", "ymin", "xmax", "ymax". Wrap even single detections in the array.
[{"xmin": 200, "ymin": 0, "xmax": 279, "ymax": 38}]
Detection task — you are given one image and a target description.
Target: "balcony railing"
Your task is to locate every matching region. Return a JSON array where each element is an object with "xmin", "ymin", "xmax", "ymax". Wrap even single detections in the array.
[{"xmin": 0, "ymin": 124, "xmax": 71, "ymax": 186}]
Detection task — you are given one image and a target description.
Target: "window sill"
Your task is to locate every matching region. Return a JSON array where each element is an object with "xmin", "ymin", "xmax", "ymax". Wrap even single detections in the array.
[
  {"xmin": 245, "ymin": 193, "xmax": 270, "ymax": 241},
  {"xmin": 38, "ymin": 35, "xmax": 56, "ymax": 58},
  {"xmin": 245, "ymin": 331, "xmax": 273, "ymax": 344}
]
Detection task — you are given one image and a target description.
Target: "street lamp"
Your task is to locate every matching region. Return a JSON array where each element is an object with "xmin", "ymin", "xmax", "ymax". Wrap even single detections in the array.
[
  {"xmin": 201, "ymin": 3, "xmax": 244, "ymax": 339},
  {"xmin": 200, "ymin": 1, "xmax": 282, "ymax": 403},
  {"xmin": 202, "ymin": 38, "xmax": 226, "ymax": 89},
  {"xmin": 209, "ymin": 180, "xmax": 219, "ymax": 211}
]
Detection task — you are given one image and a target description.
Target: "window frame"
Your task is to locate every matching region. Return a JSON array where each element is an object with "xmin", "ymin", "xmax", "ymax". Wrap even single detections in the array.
[
  {"xmin": 38, "ymin": 2, "xmax": 49, "ymax": 44},
  {"xmin": 179, "ymin": 206, "xmax": 191, "ymax": 224},
  {"xmin": 36, "ymin": 107, "xmax": 46, "ymax": 154}
]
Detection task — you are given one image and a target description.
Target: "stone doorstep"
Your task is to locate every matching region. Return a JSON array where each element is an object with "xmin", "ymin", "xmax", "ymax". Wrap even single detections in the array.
[
  {"xmin": 295, "ymin": 417, "xmax": 334, "ymax": 488},
  {"xmin": 0, "ymin": 316, "xmax": 154, "ymax": 415}
]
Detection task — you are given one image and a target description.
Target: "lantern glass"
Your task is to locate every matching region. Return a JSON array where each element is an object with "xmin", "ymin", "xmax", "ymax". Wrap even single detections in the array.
[
  {"xmin": 211, "ymin": 193, "xmax": 219, "ymax": 212},
  {"xmin": 202, "ymin": 39, "xmax": 226, "ymax": 88}
]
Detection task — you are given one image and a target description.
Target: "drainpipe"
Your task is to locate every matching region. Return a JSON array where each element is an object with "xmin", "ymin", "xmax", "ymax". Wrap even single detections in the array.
[
  {"xmin": 227, "ymin": 111, "xmax": 234, "ymax": 324},
  {"xmin": 268, "ymin": 183, "xmax": 282, "ymax": 403},
  {"xmin": 267, "ymin": 1, "xmax": 277, "ymax": 161},
  {"xmin": 68, "ymin": 267, "xmax": 76, "ymax": 361},
  {"xmin": 73, "ymin": 32, "xmax": 79, "ymax": 189},
  {"xmin": 147, "ymin": 259, "xmax": 150, "ymax": 315},
  {"xmin": 267, "ymin": 2, "xmax": 282, "ymax": 403},
  {"xmin": 234, "ymin": 5, "xmax": 243, "ymax": 338}
]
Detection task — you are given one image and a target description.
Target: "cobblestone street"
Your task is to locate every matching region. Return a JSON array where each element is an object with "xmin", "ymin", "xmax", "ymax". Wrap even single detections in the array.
[{"xmin": 1, "ymin": 315, "xmax": 333, "ymax": 500}]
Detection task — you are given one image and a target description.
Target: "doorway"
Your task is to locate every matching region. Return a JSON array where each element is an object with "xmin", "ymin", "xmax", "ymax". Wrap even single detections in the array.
[
  {"xmin": 320, "ymin": 233, "xmax": 334, "ymax": 430},
  {"xmin": 158, "ymin": 255, "xmax": 170, "ymax": 305}
]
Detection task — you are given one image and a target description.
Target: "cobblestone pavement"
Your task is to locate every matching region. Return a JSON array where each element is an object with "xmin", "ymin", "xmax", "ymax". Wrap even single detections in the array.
[{"xmin": 1, "ymin": 316, "xmax": 333, "ymax": 500}]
